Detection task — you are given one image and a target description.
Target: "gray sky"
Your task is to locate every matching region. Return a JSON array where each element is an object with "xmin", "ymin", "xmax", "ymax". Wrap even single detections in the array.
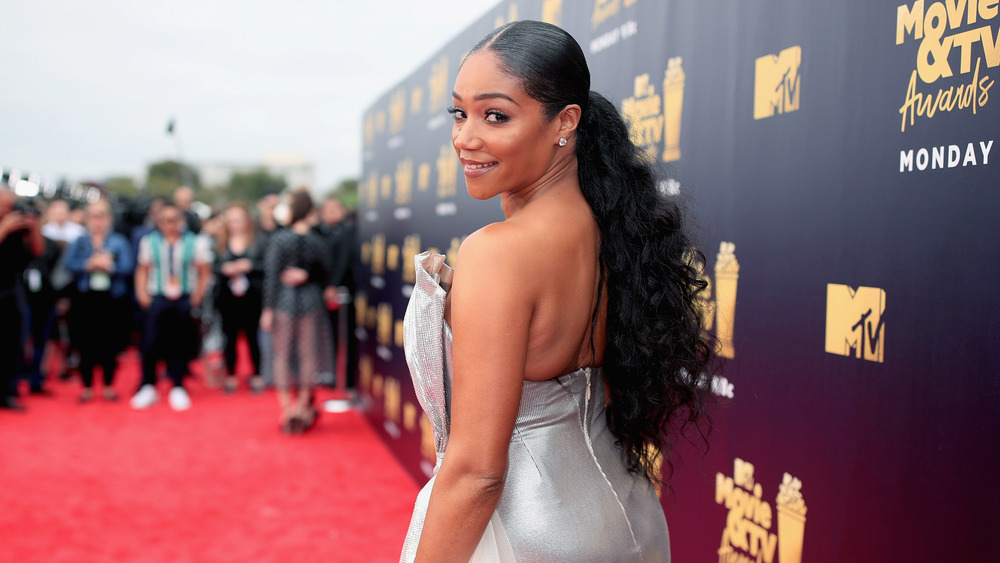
[{"xmin": 1, "ymin": 0, "xmax": 501, "ymax": 192}]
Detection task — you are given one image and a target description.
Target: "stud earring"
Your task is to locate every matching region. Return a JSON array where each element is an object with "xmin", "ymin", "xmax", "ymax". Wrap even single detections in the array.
[{"xmin": 558, "ymin": 138, "xmax": 567, "ymax": 147}]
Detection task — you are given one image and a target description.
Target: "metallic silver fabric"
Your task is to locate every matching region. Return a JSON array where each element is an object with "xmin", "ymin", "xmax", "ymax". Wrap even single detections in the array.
[{"xmin": 401, "ymin": 252, "xmax": 670, "ymax": 562}]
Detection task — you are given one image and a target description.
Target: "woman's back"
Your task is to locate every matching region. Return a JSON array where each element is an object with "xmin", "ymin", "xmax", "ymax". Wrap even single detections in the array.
[{"xmin": 455, "ymin": 185, "xmax": 606, "ymax": 382}]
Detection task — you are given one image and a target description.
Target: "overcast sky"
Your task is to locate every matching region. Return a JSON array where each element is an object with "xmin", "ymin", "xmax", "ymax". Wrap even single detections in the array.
[{"xmin": 2, "ymin": 0, "xmax": 501, "ymax": 191}]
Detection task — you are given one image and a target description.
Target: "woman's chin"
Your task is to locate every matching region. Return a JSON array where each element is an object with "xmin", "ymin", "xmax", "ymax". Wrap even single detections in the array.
[{"xmin": 465, "ymin": 184, "xmax": 498, "ymax": 201}]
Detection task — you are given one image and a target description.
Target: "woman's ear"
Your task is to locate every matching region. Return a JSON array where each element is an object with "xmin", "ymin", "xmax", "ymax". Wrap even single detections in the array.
[{"xmin": 557, "ymin": 104, "xmax": 582, "ymax": 140}]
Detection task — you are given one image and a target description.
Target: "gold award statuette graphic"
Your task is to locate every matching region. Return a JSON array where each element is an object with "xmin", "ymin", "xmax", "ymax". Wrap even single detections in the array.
[
  {"xmin": 377, "ymin": 302, "xmax": 393, "ymax": 346},
  {"xmin": 776, "ymin": 473, "xmax": 808, "ymax": 563},
  {"xmin": 754, "ymin": 46, "xmax": 802, "ymax": 120},
  {"xmin": 700, "ymin": 242, "xmax": 739, "ymax": 360},
  {"xmin": 395, "ymin": 159, "xmax": 413, "ymax": 206},
  {"xmin": 437, "ymin": 144, "xmax": 458, "ymax": 199},
  {"xmin": 825, "ymin": 284, "xmax": 886, "ymax": 362},
  {"xmin": 384, "ymin": 377, "xmax": 401, "ymax": 425},
  {"xmin": 662, "ymin": 57, "xmax": 685, "ymax": 162},
  {"xmin": 541, "ymin": 0, "xmax": 563, "ymax": 25},
  {"xmin": 401, "ymin": 235, "xmax": 421, "ymax": 284},
  {"xmin": 359, "ymin": 354, "xmax": 373, "ymax": 393},
  {"xmin": 713, "ymin": 242, "xmax": 739, "ymax": 359},
  {"xmin": 371, "ymin": 234, "xmax": 386, "ymax": 276},
  {"xmin": 427, "ymin": 55, "xmax": 449, "ymax": 114},
  {"xmin": 388, "ymin": 88, "xmax": 406, "ymax": 135}
]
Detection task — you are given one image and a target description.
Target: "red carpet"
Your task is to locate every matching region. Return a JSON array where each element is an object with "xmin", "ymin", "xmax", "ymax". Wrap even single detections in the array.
[{"xmin": 0, "ymin": 348, "xmax": 418, "ymax": 562}]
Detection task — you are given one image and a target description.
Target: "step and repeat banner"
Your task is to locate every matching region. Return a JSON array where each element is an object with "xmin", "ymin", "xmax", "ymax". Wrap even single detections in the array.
[{"xmin": 354, "ymin": 1, "xmax": 998, "ymax": 560}]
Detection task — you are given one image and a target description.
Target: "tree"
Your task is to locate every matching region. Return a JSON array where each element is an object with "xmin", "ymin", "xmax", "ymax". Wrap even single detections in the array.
[
  {"xmin": 104, "ymin": 176, "xmax": 139, "ymax": 198},
  {"xmin": 324, "ymin": 178, "xmax": 358, "ymax": 209},
  {"xmin": 145, "ymin": 160, "xmax": 201, "ymax": 197},
  {"xmin": 226, "ymin": 169, "xmax": 287, "ymax": 203}
]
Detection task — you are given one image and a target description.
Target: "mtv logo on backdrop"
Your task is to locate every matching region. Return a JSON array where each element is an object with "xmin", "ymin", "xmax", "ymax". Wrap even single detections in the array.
[
  {"xmin": 825, "ymin": 284, "xmax": 886, "ymax": 363},
  {"xmin": 754, "ymin": 46, "xmax": 801, "ymax": 120}
]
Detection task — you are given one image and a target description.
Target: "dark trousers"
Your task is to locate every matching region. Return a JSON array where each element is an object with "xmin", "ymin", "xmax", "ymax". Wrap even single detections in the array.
[
  {"xmin": 76, "ymin": 291, "xmax": 127, "ymax": 389},
  {"xmin": 25, "ymin": 296, "xmax": 56, "ymax": 389},
  {"xmin": 329, "ymin": 300, "xmax": 358, "ymax": 389},
  {"xmin": 140, "ymin": 296, "xmax": 196, "ymax": 389},
  {"xmin": 217, "ymin": 293, "xmax": 262, "ymax": 376},
  {"xmin": 1, "ymin": 297, "xmax": 23, "ymax": 398}
]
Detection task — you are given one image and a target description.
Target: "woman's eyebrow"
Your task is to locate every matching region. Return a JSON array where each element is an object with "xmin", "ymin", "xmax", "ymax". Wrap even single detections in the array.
[{"xmin": 452, "ymin": 91, "xmax": 520, "ymax": 106}]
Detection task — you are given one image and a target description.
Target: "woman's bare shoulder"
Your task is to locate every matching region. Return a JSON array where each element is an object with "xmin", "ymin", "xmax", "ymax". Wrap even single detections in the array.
[
  {"xmin": 452, "ymin": 221, "xmax": 541, "ymax": 295},
  {"xmin": 457, "ymin": 221, "xmax": 531, "ymax": 263}
]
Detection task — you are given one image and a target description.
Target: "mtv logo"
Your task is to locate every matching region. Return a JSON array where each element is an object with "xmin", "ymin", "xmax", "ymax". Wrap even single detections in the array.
[
  {"xmin": 825, "ymin": 284, "xmax": 885, "ymax": 363},
  {"xmin": 754, "ymin": 46, "xmax": 801, "ymax": 120}
]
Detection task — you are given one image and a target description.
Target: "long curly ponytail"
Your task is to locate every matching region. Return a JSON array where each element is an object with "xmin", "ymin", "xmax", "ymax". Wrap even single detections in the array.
[
  {"xmin": 472, "ymin": 20, "xmax": 714, "ymax": 478},
  {"xmin": 576, "ymin": 91, "xmax": 713, "ymax": 476}
]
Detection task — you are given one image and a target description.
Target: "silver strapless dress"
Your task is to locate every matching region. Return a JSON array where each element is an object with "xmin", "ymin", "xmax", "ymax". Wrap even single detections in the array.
[{"xmin": 400, "ymin": 252, "xmax": 670, "ymax": 562}]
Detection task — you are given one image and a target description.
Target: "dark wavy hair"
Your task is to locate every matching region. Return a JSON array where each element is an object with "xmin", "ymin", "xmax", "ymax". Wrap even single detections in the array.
[
  {"xmin": 288, "ymin": 187, "xmax": 314, "ymax": 226},
  {"xmin": 471, "ymin": 20, "xmax": 715, "ymax": 478}
]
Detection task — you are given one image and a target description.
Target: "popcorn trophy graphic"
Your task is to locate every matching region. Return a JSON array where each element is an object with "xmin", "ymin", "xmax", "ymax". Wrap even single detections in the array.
[
  {"xmin": 714, "ymin": 242, "xmax": 739, "ymax": 359},
  {"xmin": 776, "ymin": 473, "xmax": 807, "ymax": 563},
  {"xmin": 662, "ymin": 57, "xmax": 685, "ymax": 162}
]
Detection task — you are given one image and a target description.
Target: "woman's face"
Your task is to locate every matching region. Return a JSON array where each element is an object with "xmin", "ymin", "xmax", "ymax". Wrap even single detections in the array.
[
  {"xmin": 450, "ymin": 50, "xmax": 563, "ymax": 200},
  {"xmin": 225, "ymin": 207, "xmax": 249, "ymax": 235},
  {"xmin": 86, "ymin": 205, "xmax": 111, "ymax": 235}
]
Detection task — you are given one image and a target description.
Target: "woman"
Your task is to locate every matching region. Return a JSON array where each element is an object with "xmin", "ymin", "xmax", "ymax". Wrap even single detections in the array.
[
  {"xmin": 260, "ymin": 189, "xmax": 335, "ymax": 433},
  {"xmin": 213, "ymin": 203, "xmax": 265, "ymax": 393},
  {"xmin": 400, "ymin": 21, "xmax": 714, "ymax": 562},
  {"xmin": 64, "ymin": 199, "xmax": 134, "ymax": 402}
]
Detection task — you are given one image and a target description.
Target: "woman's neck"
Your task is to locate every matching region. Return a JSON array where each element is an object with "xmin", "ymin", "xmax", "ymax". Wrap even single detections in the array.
[
  {"xmin": 501, "ymin": 157, "xmax": 579, "ymax": 219},
  {"xmin": 228, "ymin": 233, "xmax": 247, "ymax": 252}
]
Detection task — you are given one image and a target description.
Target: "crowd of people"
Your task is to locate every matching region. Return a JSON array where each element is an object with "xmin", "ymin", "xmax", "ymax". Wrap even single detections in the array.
[{"xmin": 0, "ymin": 184, "xmax": 356, "ymax": 434}]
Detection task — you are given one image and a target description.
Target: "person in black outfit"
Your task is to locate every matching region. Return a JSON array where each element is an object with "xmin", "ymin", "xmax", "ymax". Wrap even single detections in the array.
[
  {"xmin": 213, "ymin": 202, "xmax": 265, "ymax": 393},
  {"xmin": 254, "ymin": 192, "xmax": 281, "ymax": 387},
  {"xmin": 22, "ymin": 234, "xmax": 62, "ymax": 395},
  {"xmin": 315, "ymin": 197, "xmax": 358, "ymax": 390},
  {"xmin": 0, "ymin": 189, "xmax": 44, "ymax": 410},
  {"xmin": 261, "ymin": 189, "xmax": 335, "ymax": 432}
]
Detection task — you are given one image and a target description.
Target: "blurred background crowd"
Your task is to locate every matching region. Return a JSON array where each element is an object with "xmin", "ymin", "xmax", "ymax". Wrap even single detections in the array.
[{"xmin": 0, "ymin": 172, "xmax": 357, "ymax": 434}]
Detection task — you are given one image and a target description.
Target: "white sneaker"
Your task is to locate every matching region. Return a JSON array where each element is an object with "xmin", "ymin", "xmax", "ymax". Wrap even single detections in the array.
[
  {"xmin": 168, "ymin": 387, "xmax": 192, "ymax": 411},
  {"xmin": 130, "ymin": 384, "xmax": 158, "ymax": 410}
]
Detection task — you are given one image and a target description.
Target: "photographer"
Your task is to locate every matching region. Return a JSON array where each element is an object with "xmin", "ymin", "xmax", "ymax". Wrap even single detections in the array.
[{"xmin": 0, "ymin": 189, "xmax": 43, "ymax": 410}]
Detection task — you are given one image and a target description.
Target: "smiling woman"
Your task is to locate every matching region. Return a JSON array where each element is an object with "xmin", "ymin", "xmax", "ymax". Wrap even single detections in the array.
[{"xmin": 400, "ymin": 20, "xmax": 714, "ymax": 563}]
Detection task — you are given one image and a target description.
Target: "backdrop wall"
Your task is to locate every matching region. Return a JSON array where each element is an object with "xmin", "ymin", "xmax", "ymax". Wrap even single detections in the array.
[{"xmin": 354, "ymin": 1, "xmax": 999, "ymax": 560}]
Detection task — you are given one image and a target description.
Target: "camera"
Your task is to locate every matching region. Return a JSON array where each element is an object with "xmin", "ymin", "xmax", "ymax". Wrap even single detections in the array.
[{"xmin": 12, "ymin": 198, "xmax": 41, "ymax": 217}]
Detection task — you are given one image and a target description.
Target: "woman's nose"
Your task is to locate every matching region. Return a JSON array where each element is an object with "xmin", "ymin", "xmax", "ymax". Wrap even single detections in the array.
[{"xmin": 452, "ymin": 122, "xmax": 482, "ymax": 151}]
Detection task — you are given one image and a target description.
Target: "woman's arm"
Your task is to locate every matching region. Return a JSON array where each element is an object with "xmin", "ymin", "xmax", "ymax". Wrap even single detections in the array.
[
  {"xmin": 260, "ymin": 234, "xmax": 283, "ymax": 331},
  {"xmin": 111, "ymin": 235, "xmax": 134, "ymax": 277},
  {"xmin": 62, "ymin": 237, "xmax": 89, "ymax": 274},
  {"xmin": 414, "ymin": 226, "xmax": 532, "ymax": 562}
]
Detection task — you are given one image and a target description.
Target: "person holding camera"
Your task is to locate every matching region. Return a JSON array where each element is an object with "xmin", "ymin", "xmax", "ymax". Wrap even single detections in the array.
[{"xmin": 0, "ymin": 189, "xmax": 43, "ymax": 410}]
